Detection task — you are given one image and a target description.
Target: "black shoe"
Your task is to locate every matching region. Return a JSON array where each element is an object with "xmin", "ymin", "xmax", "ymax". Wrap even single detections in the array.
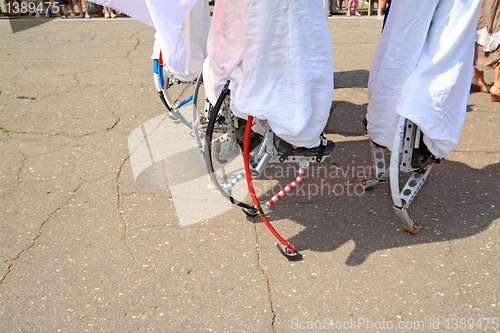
[
  {"xmin": 410, "ymin": 137, "xmax": 441, "ymax": 171},
  {"xmin": 362, "ymin": 117, "xmax": 368, "ymax": 132},
  {"xmin": 276, "ymin": 136, "xmax": 335, "ymax": 162},
  {"xmin": 235, "ymin": 118, "xmax": 263, "ymax": 153}
]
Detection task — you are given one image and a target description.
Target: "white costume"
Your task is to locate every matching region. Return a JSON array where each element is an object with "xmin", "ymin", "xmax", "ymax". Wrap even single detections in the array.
[
  {"xmin": 208, "ymin": 0, "xmax": 334, "ymax": 148},
  {"xmin": 92, "ymin": 0, "xmax": 333, "ymax": 148},
  {"xmin": 146, "ymin": 0, "xmax": 209, "ymax": 82},
  {"xmin": 367, "ymin": 0, "xmax": 481, "ymax": 158}
]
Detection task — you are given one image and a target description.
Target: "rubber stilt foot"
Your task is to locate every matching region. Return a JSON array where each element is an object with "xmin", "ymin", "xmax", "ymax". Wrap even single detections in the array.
[
  {"xmin": 401, "ymin": 222, "xmax": 423, "ymax": 235},
  {"xmin": 358, "ymin": 178, "xmax": 375, "ymax": 190},
  {"xmin": 242, "ymin": 207, "xmax": 259, "ymax": 217},
  {"xmin": 277, "ymin": 243, "xmax": 302, "ymax": 261}
]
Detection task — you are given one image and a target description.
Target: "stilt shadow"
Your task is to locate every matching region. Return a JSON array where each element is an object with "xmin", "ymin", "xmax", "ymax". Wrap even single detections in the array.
[
  {"xmin": 334, "ymin": 69, "xmax": 370, "ymax": 89},
  {"xmin": 257, "ymin": 139, "xmax": 499, "ymax": 266},
  {"xmin": 327, "ymin": 101, "xmax": 368, "ymax": 135}
]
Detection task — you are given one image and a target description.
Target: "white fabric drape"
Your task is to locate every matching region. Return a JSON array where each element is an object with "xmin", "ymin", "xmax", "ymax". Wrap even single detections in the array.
[
  {"xmin": 477, "ymin": 27, "xmax": 500, "ymax": 53},
  {"xmin": 91, "ymin": 0, "xmax": 333, "ymax": 147},
  {"xmin": 145, "ymin": 0, "xmax": 209, "ymax": 82},
  {"xmin": 367, "ymin": 0, "xmax": 481, "ymax": 158},
  {"xmin": 208, "ymin": 0, "xmax": 334, "ymax": 148}
]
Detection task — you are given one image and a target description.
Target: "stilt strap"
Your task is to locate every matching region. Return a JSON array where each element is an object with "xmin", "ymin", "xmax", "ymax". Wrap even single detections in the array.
[{"xmin": 315, "ymin": 135, "xmax": 328, "ymax": 162}]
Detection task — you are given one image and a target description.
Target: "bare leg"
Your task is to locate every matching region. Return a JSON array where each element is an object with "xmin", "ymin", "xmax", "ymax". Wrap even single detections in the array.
[
  {"xmin": 493, "ymin": 65, "xmax": 500, "ymax": 91},
  {"xmin": 491, "ymin": 65, "xmax": 500, "ymax": 101},
  {"xmin": 104, "ymin": 6, "xmax": 116, "ymax": 18},
  {"xmin": 60, "ymin": 4, "xmax": 68, "ymax": 17},
  {"xmin": 378, "ymin": 0, "xmax": 386, "ymax": 16},
  {"xmin": 75, "ymin": 0, "xmax": 83, "ymax": 16},
  {"xmin": 68, "ymin": 0, "xmax": 75, "ymax": 15},
  {"xmin": 473, "ymin": 68, "xmax": 488, "ymax": 86}
]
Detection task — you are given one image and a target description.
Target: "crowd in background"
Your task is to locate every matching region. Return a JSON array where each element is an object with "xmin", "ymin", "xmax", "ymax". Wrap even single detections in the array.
[
  {"xmin": 471, "ymin": 0, "xmax": 500, "ymax": 103},
  {"xmin": 3, "ymin": 0, "xmax": 498, "ymax": 103},
  {"xmin": 2, "ymin": 0, "xmax": 121, "ymax": 18},
  {"xmin": 3, "ymin": 0, "xmax": 388, "ymax": 19}
]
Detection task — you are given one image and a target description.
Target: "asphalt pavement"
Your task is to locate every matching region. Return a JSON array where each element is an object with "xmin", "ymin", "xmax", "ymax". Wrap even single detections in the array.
[{"xmin": 0, "ymin": 14, "xmax": 499, "ymax": 332}]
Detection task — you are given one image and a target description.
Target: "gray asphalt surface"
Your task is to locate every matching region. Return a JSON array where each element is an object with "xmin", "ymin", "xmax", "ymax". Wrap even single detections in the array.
[{"xmin": 1, "ymin": 14, "xmax": 499, "ymax": 333}]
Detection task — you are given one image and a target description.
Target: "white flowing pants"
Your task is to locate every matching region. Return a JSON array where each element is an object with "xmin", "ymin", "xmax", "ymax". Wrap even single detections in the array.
[
  {"xmin": 367, "ymin": 0, "xmax": 481, "ymax": 158},
  {"xmin": 208, "ymin": 0, "xmax": 334, "ymax": 148}
]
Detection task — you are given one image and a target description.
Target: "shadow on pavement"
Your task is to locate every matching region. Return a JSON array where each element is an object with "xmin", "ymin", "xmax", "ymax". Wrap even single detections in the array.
[
  {"xmin": 256, "ymin": 139, "xmax": 499, "ymax": 266},
  {"xmin": 327, "ymin": 101, "xmax": 368, "ymax": 135},
  {"xmin": 334, "ymin": 69, "xmax": 369, "ymax": 89}
]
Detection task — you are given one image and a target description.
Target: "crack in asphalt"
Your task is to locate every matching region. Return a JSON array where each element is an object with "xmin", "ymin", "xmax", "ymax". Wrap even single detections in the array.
[
  {"xmin": 0, "ymin": 108, "xmax": 123, "ymax": 283},
  {"xmin": 174, "ymin": 83, "xmax": 194, "ymax": 105},
  {"xmin": 125, "ymin": 112, "xmax": 169, "ymax": 162},
  {"xmin": 72, "ymin": 69, "xmax": 92, "ymax": 86},
  {"xmin": 125, "ymin": 38, "xmax": 141, "ymax": 59},
  {"xmin": 128, "ymin": 27, "xmax": 151, "ymax": 39},
  {"xmin": 1, "ymin": 112, "xmax": 120, "ymax": 139},
  {"xmin": 2, "ymin": 149, "xmax": 26, "ymax": 199},
  {"xmin": 117, "ymin": 155, "xmax": 136, "ymax": 263},
  {"xmin": 0, "ymin": 180, "xmax": 83, "ymax": 285},
  {"xmin": 253, "ymin": 223, "xmax": 278, "ymax": 333}
]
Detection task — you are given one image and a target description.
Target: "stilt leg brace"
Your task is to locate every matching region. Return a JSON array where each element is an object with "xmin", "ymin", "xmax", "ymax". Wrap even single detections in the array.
[
  {"xmin": 315, "ymin": 135, "xmax": 328, "ymax": 162},
  {"xmin": 390, "ymin": 117, "xmax": 438, "ymax": 234},
  {"xmin": 244, "ymin": 116, "xmax": 300, "ymax": 259},
  {"xmin": 260, "ymin": 162, "xmax": 309, "ymax": 213},
  {"xmin": 360, "ymin": 140, "xmax": 389, "ymax": 189},
  {"xmin": 221, "ymin": 171, "xmax": 246, "ymax": 192}
]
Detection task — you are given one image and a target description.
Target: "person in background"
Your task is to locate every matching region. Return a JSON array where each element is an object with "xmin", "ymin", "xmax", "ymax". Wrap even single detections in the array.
[
  {"xmin": 338, "ymin": 0, "xmax": 344, "ymax": 14},
  {"xmin": 346, "ymin": 0, "xmax": 361, "ymax": 17},
  {"xmin": 74, "ymin": 0, "xmax": 90, "ymax": 18},
  {"xmin": 471, "ymin": 0, "xmax": 500, "ymax": 102},
  {"xmin": 58, "ymin": 0, "xmax": 70, "ymax": 18},
  {"xmin": 370, "ymin": 0, "xmax": 387, "ymax": 19},
  {"xmin": 104, "ymin": 5, "xmax": 116, "ymax": 18},
  {"xmin": 322, "ymin": 0, "xmax": 338, "ymax": 17},
  {"xmin": 62, "ymin": 0, "xmax": 83, "ymax": 18}
]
